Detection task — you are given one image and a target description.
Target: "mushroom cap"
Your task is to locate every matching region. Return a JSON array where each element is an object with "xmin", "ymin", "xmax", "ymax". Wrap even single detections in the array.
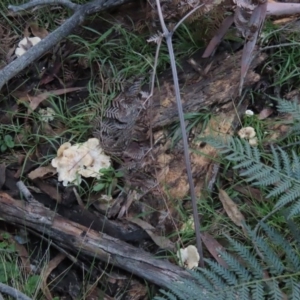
[
  {"xmin": 249, "ymin": 137, "xmax": 258, "ymax": 147},
  {"xmin": 15, "ymin": 37, "xmax": 41, "ymax": 57},
  {"xmin": 177, "ymin": 245, "xmax": 200, "ymax": 269},
  {"xmin": 238, "ymin": 127, "xmax": 256, "ymax": 139},
  {"xmin": 18, "ymin": 37, "xmax": 41, "ymax": 47}
]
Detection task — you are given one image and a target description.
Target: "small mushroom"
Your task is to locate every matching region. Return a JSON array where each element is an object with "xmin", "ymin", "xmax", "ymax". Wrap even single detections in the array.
[
  {"xmin": 245, "ymin": 109, "xmax": 254, "ymax": 116},
  {"xmin": 15, "ymin": 37, "xmax": 41, "ymax": 57},
  {"xmin": 249, "ymin": 137, "xmax": 258, "ymax": 147},
  {"xmin": 177, "ymin": 245, "xmax": 200, "ymax": 269},
  {"xmin": 238, "ymin": 127, "xmax": 256, "ymax": 139},
  {"xmin": 39, "ymin": 107, "xmax": 55, "ymax": 122}
]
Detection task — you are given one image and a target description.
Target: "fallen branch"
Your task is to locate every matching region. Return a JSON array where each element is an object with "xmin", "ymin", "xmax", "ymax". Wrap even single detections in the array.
[
  {"xmin": 0, "ymin": 0, "xmax": 132, "ymax": 91},
  {"xmin": 8, "ymin": 0, "xmax": 80, "ymax": 11},
  {"xmin": 0, "ymin": 192, "xmax": 194, "ymax": 289},
  {"xmin": 150, "ymin": 49, "xmax": 267, "ymax": 129},
  {"xmin": 0, "ymin": 283, "xmax": 32, "ymax": 300}
]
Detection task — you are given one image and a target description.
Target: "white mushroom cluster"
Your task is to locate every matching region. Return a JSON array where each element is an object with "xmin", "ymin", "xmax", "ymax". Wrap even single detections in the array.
[
  {"xmin": 15, "ymin": 37, "xmax": 41, "ymax": 57},
  {"xmin": 177, "ymin": 245, "xmax": 200, "ymax": 269},
  {"xmin": 51, "ymin": 138, "xmax": 111, "ymax": 186},
  {"xmin": 39, "ymin": 107, "xmax": 55, "ymax": 122},
  {"xmin": 238, "ymin": 126, "xmax": 258, "ymax": 146}
]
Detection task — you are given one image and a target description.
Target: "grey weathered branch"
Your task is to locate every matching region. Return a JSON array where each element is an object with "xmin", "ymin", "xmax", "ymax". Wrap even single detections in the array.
[
  {"xmin": 8, "ymin": 0, "xmax": 79, "ymax": 12},
  {"xmin": 0, "ymin": 192, "xmax": 194, "ymax": 290},
  {"xmin": 266, "ymin": 2, "xmax": 300, "ymax": 15},
  {"xmin": 0, "ymin": 0, "xmax": 132, "ymax": 91},
  {"xmin": 0, "ymin": 283, "xmax": 32, "ymax": 300}
]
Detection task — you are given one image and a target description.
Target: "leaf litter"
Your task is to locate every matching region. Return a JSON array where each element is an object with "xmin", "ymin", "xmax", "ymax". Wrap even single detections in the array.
[{"xmin": 0, "ymin": 0, "xmax": 299, "ymax": 298}]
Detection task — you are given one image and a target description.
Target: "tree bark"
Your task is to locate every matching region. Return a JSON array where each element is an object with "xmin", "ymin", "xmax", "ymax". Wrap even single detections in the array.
[
  {"xmin": 0, "ymin": 192, "xmax": 193, "ymax": 290},
  {"xmin": 150, "ymin": 50, "xmax": 267, "ymax": 129}
]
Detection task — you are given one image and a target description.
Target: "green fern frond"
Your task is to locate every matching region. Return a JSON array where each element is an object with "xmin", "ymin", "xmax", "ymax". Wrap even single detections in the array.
[
  {"xmin": 267, "ymin": 279, "xmax": 283, "ymax": 300},
  {"xmin": 251, "ymin": 282, "xmax": 264, "ymax": 299},
  {"xmin": 218, "ymin": 251, "xmax": 251, "ymax": 282},
  {"xmin": 291, "ymin": 122, "xmax": 300, "ymax": 132},
  {"xmin": 288, "ymin": 201, "xmax": 300, "ymax": 218},
  {"xmin": 249, "ymin": 234, "xmax": 285, "ymax": 275},
  {"xmin": 204, "ymin": 136, "xmax": 300, "ymax": 218},
  {"xmin": 275, "ymin": 183, "xmax": 300, "ymax": 211},
  {"xmin": 259, "ymin": 222, "xmax": 300, "ymax": 270},
  {"xmin": 292, "ymin": 151, "xmax": 300, "ymax": 180},
  {"xmin": 224, "ymin": 235, "xmax": 263, "ymax": 279},
  {"xmin": 287, "ymin": 278, "xmax": 300, "ymax": 300},
  {"xmin": 285, "ymin": 215, "xmax": 300, "ymax": 248},
  {"xmin": 203, "ymin": 259, "xmax": 238, "ymax": 286},
  {"xmin": 267, "ymin": 180, "xmax": 292, "ymax": 198},
  {"xmin": 154, "ymin": 223, "xmax": 300, "ymax": 300},
  {"xmin": 276, "ymin": 98, "xmax": 300, "ymax": 120}
]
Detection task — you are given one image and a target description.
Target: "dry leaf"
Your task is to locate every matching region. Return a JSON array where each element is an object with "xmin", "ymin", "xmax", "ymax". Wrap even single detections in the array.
[
  {"xmin": 18, "ymin": 87, "xmax": 84, "ymax": 114},
  {"xmin": 258, "ymin": 107, "xmax": 273, "ymax": 120},
  {"xmin": 201, "ymin": 232, "xmax": 228, "ymax": 268},
  {"xmin": 202, "ymin": 15, "xmax": 234, "ymax": 58},
  {"xmin": 233, "ymin": 184, "xmax": 265, "ymax": 202},
  {"xmin": 29, "ymin": 22, "xmax": 49, "ymax": 39},
  {"xmin": 28, "ymin": 165, "xmax": 57, "ymax": 180},
  {"xmin": 218, "ymin": 189, "xmax": 245, "ymax": 228},
  {"xmin": 33, "ymin": 179, "xmax": 62, "ymax": 203},
  {"xmin": 41, "ymin": 253, "xmax": 66, "ymax": 300}
]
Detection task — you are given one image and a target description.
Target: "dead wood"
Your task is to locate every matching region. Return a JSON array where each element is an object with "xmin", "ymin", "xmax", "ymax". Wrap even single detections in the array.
[
  {"xmin": 150, "ymin": 49, "xmax": 267, "ymax": 129},
  {"xmin": 0, "ymin": 192, "xmax": 194, "ymax": 290},
  {"xmin": 0, "ymin": 283, "xmax": 32, "ymax": 300},
  {"xmin": 0, "ymin": 0, "xmax": 133, "ymax": 91}
]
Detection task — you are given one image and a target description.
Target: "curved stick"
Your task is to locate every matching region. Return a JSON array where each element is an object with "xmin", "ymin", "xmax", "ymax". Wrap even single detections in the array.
[{"xmin": 0, "ymin": 283, "xmax": 32, "ymax": 300}]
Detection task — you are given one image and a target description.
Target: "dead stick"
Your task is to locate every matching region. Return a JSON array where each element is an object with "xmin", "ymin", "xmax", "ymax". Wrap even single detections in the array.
[
  {"xmin": 8, "ymin": 0, "xmax": 79, "ymax": 11},
  {"xmin": 155, "ymin": 0, "xmax": 204, "ymax": 267},
  {"xmin": 0, "ymin": 192, "xmax": 194, "ymax": 289},
  {"xmin": 0, "ymin": 283, "xmax": 32, "ymax": 300}
]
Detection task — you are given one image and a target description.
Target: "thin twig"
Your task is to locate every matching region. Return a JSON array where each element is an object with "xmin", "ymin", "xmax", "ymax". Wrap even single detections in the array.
[
  {"xmin": 0, "ymin": 283, "xmax": 32, "ymax": 300},
  {"xmin": 147, "ymin": 35, "xmax": 163, "ymax": 149},
  {"xmin": 155, "ymin": 0, "xmax": 204, "ymax": 267},
  {"xmin": 8, "ymin": 0, "xmax": 79, "ymax": 12},
  {"xmin": 260, "ymin": 42, "xmax": 300, "ymax": 51},
  {"xmin": 173, "ymin": 4, "xmax": 204, "ymax": 32}
]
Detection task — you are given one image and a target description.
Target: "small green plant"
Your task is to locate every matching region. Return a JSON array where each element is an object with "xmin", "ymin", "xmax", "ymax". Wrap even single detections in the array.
[
  {"xmin": 0, "ymin": 231, "xmax": 43, "ymax": 298},
  {"xmin": 0, "ymin": 234, "xmax": 19, "ymax": 284},
  {"xmin": 261, "ymin": 20, "xmax": 300, "ymax": 88},
  {"xmin": 0, "ymin": 134, "xmax": 14, "ymax": 152},
  {"xmin": 93, "ymin": 166, "xmax": 124, "ymax": 196}
]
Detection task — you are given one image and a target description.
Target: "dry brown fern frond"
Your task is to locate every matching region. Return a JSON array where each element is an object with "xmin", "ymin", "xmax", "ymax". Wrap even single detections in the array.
[
  {"xmin": 0, "ymin": 25, "xmax": 18, "ymax": 69},
  {"xmin": 92, "ymin": 78, "xmax": 144, "ymax": 156}
]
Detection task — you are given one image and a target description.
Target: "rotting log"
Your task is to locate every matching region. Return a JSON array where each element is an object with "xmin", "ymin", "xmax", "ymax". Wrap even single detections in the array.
[
  {"xmin": 0, "ymin": 192, "xmax": 193, "ymax": 290},
  {"xmin": 150, "ymin": 50, "xmax": 267, "ymax": 129}
]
